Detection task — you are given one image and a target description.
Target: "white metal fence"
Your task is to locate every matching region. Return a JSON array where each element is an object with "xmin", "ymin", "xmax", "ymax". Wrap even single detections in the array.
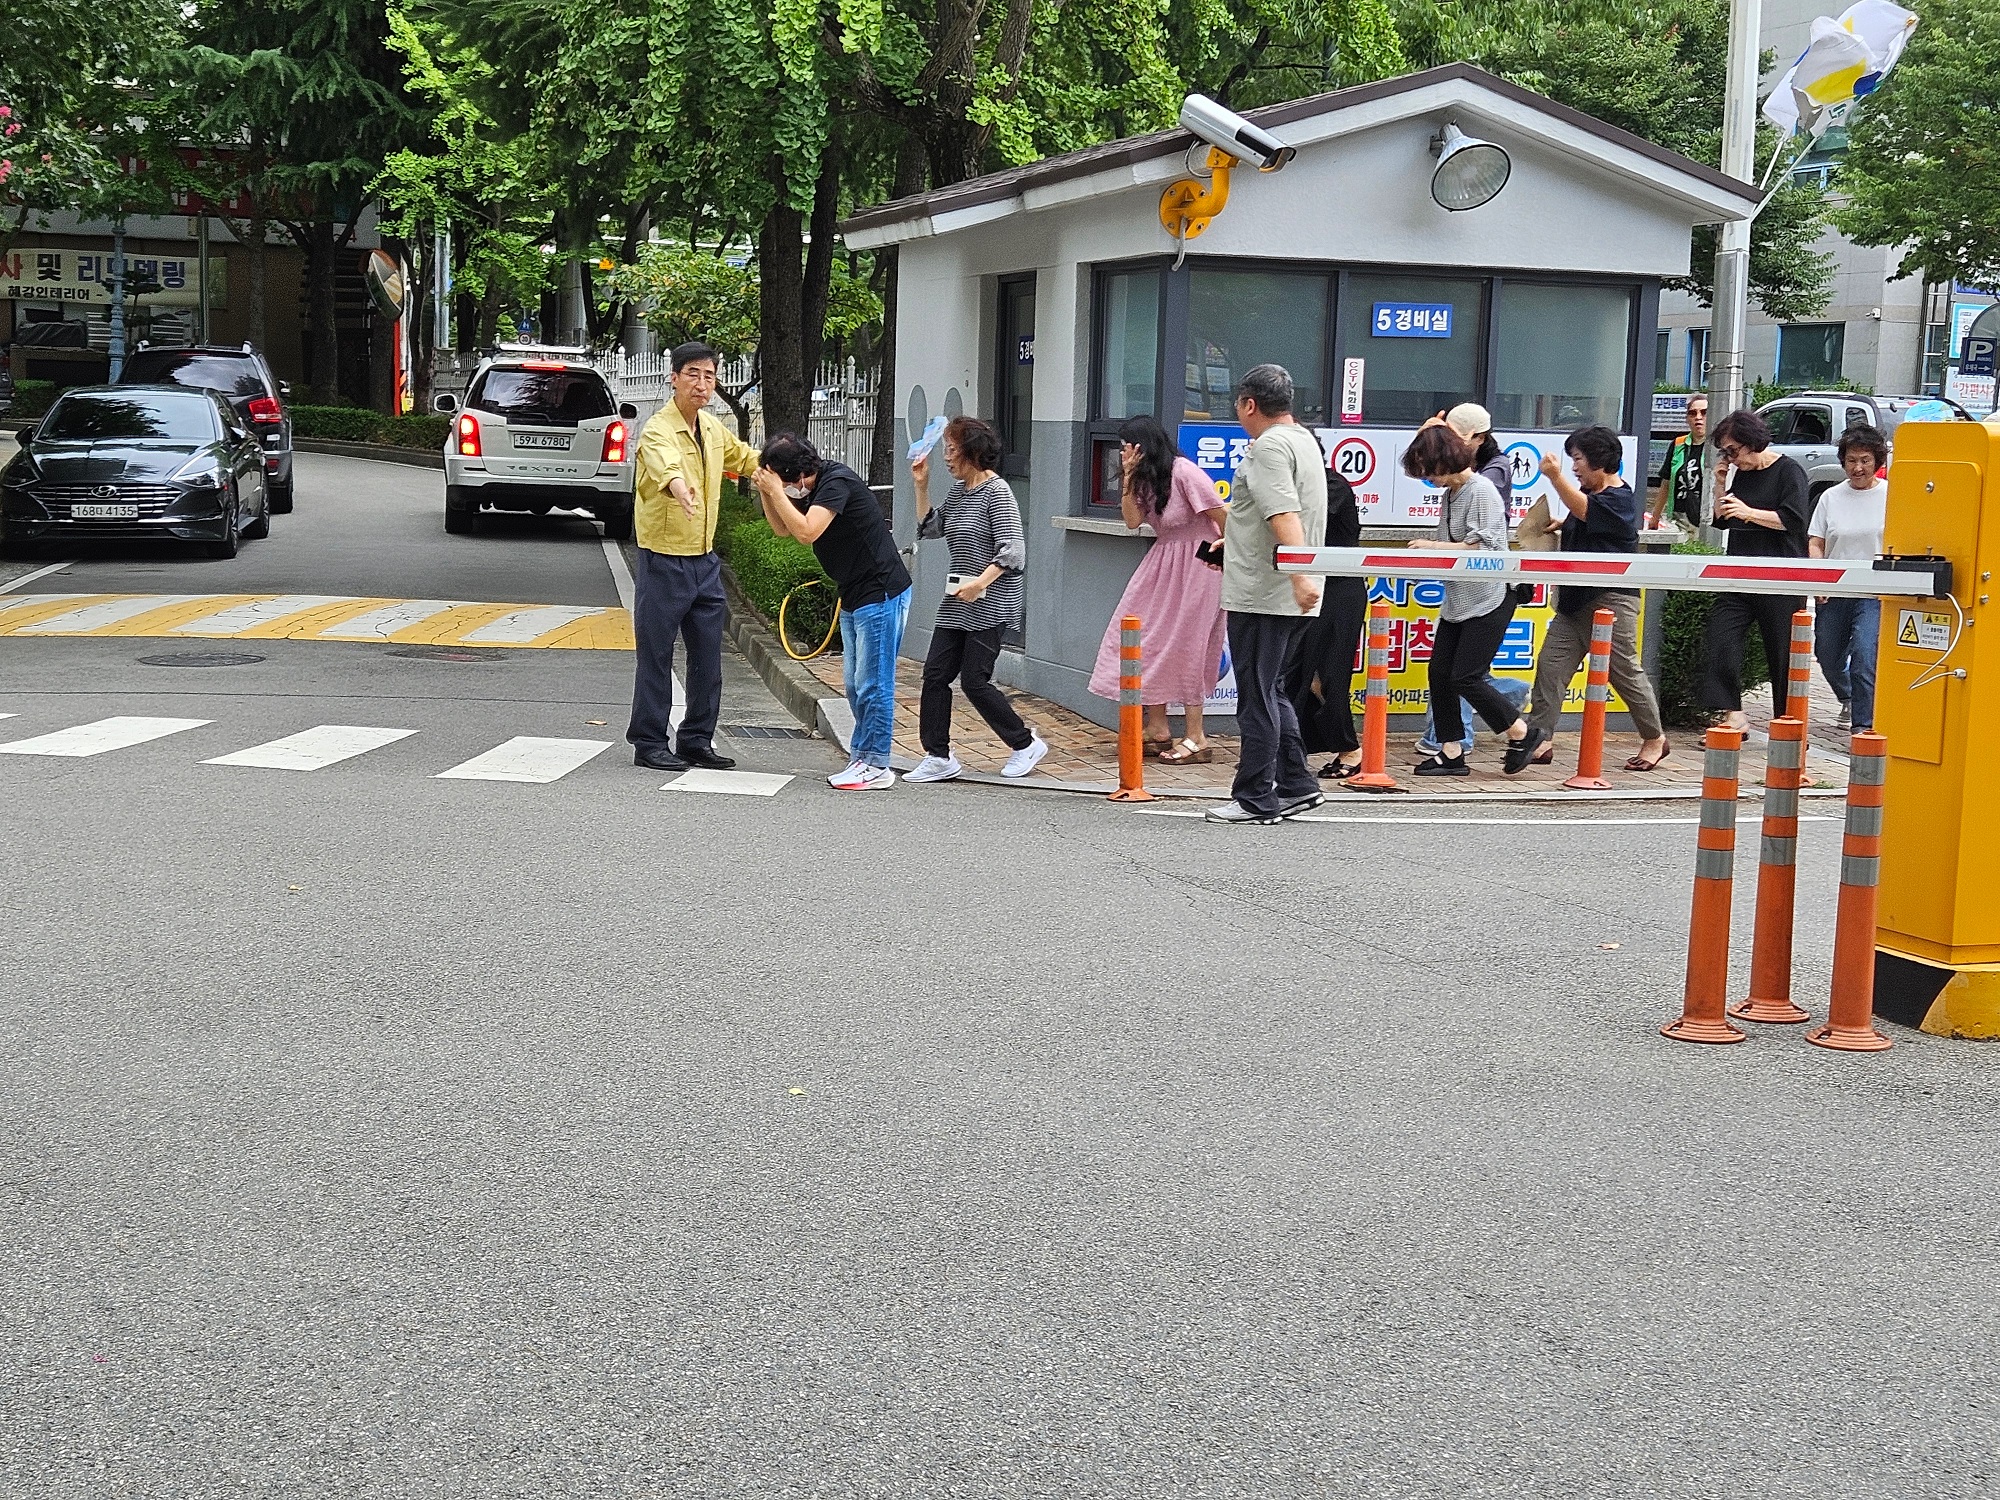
[{"xmin": 601, "ymin": 350, "xmax": 878, "ymax": 473}]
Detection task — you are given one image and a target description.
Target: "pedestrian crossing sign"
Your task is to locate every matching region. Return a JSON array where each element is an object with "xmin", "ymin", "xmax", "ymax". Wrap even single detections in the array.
[{"xmin": 1898, "ymin": 609, "xmax": 1951, "ymax": 651}]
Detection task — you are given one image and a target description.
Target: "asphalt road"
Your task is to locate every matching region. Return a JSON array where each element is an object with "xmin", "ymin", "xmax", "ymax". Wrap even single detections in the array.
[{"xmin": 4, "ymin": 455, "xmax": 1999, "ymax": 1497}]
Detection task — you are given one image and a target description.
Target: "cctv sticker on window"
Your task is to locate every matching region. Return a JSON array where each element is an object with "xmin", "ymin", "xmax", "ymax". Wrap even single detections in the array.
[{"xmin": 1897, "ymin": 610, "xmax": 1952, "ymax": 652}]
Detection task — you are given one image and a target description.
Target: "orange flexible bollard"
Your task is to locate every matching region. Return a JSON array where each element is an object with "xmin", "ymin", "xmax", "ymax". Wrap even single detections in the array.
[
  {"xmin": 1563, "ymin": 606, "xmax": 1616, "ymax": 791},
  {"xmin": 1786, "ymin": 609, "xmax": 1814, "ymax": 729},
  {"xmin": 1809, "ymin": 732, "xmax": 1893, "ymax": 1052},
  {"xmin": 1107, "ymin": 615, "xmax": 1155, "ymax": 803},
  {"xmin": 1731, "ymin": 717, "xmax": 1811, "ymax": 1024},
  {"xmin": 1662, "ymin": 726, "xmax": 1749, "ymax": 1044},
  {"xmin": 1346, "ymin": 601, "xmax": 1402, "ymax": 793}
]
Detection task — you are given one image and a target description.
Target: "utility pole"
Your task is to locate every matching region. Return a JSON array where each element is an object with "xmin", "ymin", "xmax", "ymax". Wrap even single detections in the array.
[
  {"xmin": 195, "ymin": 215, "xmax": 211, "ymax": 344},
  {"xmin": 108, "ymin": 217, "xmax": 128, "ymax": 382},
  {"xmin": 1708, "ymin": 0, "xmax": 1762, "ymax": 437}
]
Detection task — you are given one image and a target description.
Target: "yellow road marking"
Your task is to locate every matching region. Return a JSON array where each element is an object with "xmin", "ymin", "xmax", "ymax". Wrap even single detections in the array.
[{"xmin": 0, "ymin": 594, "xmax": 635, "ymax": 650}]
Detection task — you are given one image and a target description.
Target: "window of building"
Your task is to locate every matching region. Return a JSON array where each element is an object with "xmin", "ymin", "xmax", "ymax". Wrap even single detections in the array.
[
  {"xmin": 1095, "ymin": 268, "xmax": 1161, "ymax": 420},
  {"xmin": 1185, "ymin": 268, "xmax": 1329, "ymax": 425},
  {"xmin": 1656, "ymin": 329, "xmax": 1670, "ymax": 381},
  {"xmin": 1777, "ymin": 323, "xmax": 1845, "ymax": 387},
  {"xmin": 1336, "ymin": 273, "xmax": 1483, "ymax": 425},
  {"xmin": 1686, "ymin": 327, "xmax": 1710, "ymax": 387},
  {"xmin": 1492, "ymin": 281, "xmax": 1633, "ymax": 430},
  {"xmin": 994, "ymin": 275, "xmax": 1036, "ymax": 477}
]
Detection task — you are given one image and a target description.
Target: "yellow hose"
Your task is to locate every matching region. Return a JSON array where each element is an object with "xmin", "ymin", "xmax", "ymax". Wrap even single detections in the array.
[{"xmin": 777, "ymin": 579, "xmax": 841, "ymax": 661}]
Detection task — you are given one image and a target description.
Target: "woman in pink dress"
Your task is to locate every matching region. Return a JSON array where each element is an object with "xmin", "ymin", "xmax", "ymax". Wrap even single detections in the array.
[{"xmin": 1087, "ymin": 415, "xmax": 1228, "ymax": 763}]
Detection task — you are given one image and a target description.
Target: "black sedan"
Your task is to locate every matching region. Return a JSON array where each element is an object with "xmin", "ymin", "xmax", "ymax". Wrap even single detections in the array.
[{"xmin": 0, "ymin": 385, "xmax": 271, "ymax": 559}]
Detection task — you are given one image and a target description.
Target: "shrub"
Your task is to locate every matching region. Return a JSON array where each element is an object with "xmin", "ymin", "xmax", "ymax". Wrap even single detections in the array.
[
  {"xmin": 718, "ymin": 512, "xmax": 837, "ymax": 650},
  {"xmin": 381, "ymin": 412, "xmax": 451, "ymax": 450},
  {"xmin": 1655, "ymin": 537, "xmax": 1770, "ymax": 727},
  {"xmin": 11, "ymin": 379, "xmax": 57, "ymax": 419},
  {"xmin": 290, "ymin": 404, "xmax": 385, "ymax": 443}
]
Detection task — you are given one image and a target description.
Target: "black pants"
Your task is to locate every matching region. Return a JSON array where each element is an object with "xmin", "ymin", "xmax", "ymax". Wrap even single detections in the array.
[
  {"xmin": 627, "ymin": 548, "xmax": 725, "ymax": 755},
  {"xmin": 1701, "ymin": 592, "xmax": 1807, "ymax": 716},
  {"xmin": 1291, "ymin": 577, "xmax": 1366, "ymax": 755},
  {"xmin": 921, "ymin": 625, "xmax": 1031, "ymax": 757},
  {"xmin": 1228, "ymin": 611, "xmax": 1317, "ymax": 816},
  {"xmin": 1428, "ymin": 600, "xmax": 1520, "ymax": 748}
]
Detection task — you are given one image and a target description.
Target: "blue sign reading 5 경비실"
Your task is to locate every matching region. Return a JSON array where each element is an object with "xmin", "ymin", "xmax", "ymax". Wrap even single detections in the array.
[{"xmin": 1372, "ymin": 302, "xmax": 1453, "ymax": 338}]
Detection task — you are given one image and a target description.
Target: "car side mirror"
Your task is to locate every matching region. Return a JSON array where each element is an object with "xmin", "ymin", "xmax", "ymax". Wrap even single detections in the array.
[
  {"xmin": 619, "ymin": 402, "xmax": 638, "ymax": 421},
  {"xmin": 278, "ymin": 380, "xmax": 291, "ymax": 399},
  {"xmin": 434, "ymin": 392, "xmax": 459, "ymax": 414}
]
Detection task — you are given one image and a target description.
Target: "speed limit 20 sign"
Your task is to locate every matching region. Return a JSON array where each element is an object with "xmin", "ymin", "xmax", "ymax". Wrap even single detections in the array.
[{"xmin": 1330, "ymin": 436, "xmax": 1375, "ymax": 488}]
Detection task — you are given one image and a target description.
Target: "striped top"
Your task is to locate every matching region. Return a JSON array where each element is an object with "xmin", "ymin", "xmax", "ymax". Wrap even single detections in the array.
[
  {"xmin": 1434, "ymin": 472, "xmax": 1509, "ymax": 622},
  {"xmin": 919, "ymin": 475, "xmax": 1025, "ymax": 633}
]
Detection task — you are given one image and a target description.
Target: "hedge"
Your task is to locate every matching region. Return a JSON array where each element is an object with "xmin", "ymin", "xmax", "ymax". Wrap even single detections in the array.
[
  {"xmin": 381, "ymin": 412, "xmax": 451, "ymax": 450},
  {"xmin": 1656, "ymin": 536, "xmax": 1770, "ymax": 727},
  {"xmin": 10, "ymin": 379, "xmax": 57, "ymax": 419},
  {"xmin": 289, "ymin": 406, "xmax": 452, "ymax": 450},
  {"xmin": 713, "ymin": 480, "xmax": 837, "ymax": 650}
]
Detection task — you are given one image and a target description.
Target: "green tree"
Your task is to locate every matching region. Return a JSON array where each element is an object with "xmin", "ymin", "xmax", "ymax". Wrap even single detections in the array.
[{"xmin": 1835, "ymin": 0, "xmax": 2000, "ymax": 290}]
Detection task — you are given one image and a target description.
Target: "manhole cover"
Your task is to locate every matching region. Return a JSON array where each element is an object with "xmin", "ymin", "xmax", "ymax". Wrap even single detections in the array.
[
  {"xmin": 388, "ymin": 646, "xmax": 506, "ymax": 662},
  {"xmin": 138, "ymin": 651, "xmax": 266, "ymax": 668}
]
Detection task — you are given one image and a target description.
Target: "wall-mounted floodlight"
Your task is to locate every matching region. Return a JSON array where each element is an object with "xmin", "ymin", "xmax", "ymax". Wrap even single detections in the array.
[
  {"xmin": 1160, "ymin": 95, "xmax": 1296, "ymax": 265},
  {"xmin": 1430, "ymin": 122, "xmax": 1511, "ymax": 212}
]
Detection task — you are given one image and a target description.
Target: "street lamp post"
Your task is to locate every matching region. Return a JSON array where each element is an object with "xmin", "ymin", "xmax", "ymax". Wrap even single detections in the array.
[{"xmin": 108, "ymin": 217, "xmax": 128, "ymax": 383}]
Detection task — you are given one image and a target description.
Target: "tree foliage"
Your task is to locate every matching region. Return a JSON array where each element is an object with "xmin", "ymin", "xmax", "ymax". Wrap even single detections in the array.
[{"xmin": 1835, "ymin": 0, "xmax": 2000, "ymax": 290}]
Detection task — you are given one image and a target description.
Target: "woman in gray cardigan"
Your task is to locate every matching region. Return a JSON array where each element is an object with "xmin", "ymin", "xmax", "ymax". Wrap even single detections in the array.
[
  {"xmin": 1401, "ymin": 425, "xmax": 1549, "ymax": 777},
  {"xmin": 905, "ymin": 415, "xmax": 1047, "ymax": 782}
]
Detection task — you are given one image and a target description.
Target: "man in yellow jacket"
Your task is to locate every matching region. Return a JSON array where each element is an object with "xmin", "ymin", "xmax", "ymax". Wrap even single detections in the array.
[{"xmin": 626, "ymin": 341, "xmax": 762, "ymax": 771}]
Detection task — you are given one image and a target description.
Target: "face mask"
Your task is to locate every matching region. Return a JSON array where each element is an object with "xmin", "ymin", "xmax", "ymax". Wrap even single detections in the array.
[{"xmin": 782, "ymin": 483, "xmax": 808, "ymax": 501}]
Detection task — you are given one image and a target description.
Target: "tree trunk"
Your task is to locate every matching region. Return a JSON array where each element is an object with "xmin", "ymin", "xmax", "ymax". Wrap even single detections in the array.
[
  {"xmin": 240, "ymin": 212, "xmax": 269, "ymax": 353},
  {"xmin": 758, "ymin": 197, "xmax": 807, "ymax": 440},
  {"xmin": 405, "ymin": 231, "xmax": 435, "ymax": 415},
  {"xmin": 477, "ymin": 283, "xmax": 503, "ymax": 349},
  {"xmin": 304, "ymin": 219, "xmax": 340, "ymax": 404},
  {"xmin": 868, "ymin": 133, "xmax": 928, "ymax": 487},
  {"xmin": 800, "ymin": 143, "xmax": 841, "ymax": 383}
]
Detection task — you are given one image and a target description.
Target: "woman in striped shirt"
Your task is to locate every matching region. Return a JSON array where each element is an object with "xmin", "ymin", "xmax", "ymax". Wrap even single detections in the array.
[{"xmin": 905, "ymin": 415, "xmax": 1048, "ymax": 782}]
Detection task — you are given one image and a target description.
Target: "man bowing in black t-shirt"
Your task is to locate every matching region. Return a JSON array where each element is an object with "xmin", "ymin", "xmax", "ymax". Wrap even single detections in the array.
[
  {"xmin": 754, "ymin": 433, "xmax": 913, "ymax": 791},
  {"xmin": 1525, "ymin": 425, "xmax": 1671, "ymax": 772}
]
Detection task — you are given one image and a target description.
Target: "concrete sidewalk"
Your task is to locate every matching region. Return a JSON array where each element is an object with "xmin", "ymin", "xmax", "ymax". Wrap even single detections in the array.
[{"xmin": 803, "ymin": 651, "xmax": 1852, "ymax": 800}]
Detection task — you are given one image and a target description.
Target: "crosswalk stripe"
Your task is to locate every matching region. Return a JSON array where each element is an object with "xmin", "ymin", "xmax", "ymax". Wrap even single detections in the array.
[
  {"xmin": 314, "ymin": 599, "xmax": 468, "ymax": 640},
  {"xmin": 0, "ymin": 592, "xmax": 100, "ymax": 625},
  {"xmin": 460, "ymin": 605, "xmax": 613, "ymax": 645},
  {"xmin": 663, "ymin": 768, "xmax": 794, "ymax": 797},
  {"xmin": 0, "ymin": 715, "xmax": 212, "ymax": 756},
  {"xmin": 434, "ymin": 736, "xmax": 611, "ymax": 783},
  {"xmin": 172, "ymin": 595, "xmax": 366, "ymax": 635},
  {"xmin": 203, "ymin": 724, "xmax": 418, "ymax": 771},
  {"xmin": 14, "ymin": 596, "xmax": 213, "ymax": 634}
]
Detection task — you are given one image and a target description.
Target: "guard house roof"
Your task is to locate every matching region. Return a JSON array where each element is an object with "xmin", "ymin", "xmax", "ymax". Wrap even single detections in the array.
[{"xmin": 839, "ymin": 63, "xmax": 1761, "ymax": 250}]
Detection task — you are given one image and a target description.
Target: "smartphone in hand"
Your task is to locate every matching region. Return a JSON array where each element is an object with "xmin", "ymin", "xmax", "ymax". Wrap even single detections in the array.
[{"xmin": 1195, "ymin": 540, "xmax": 1223, "ymax": 567}]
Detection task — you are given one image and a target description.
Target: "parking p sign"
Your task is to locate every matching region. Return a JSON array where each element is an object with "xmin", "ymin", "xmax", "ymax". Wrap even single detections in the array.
[{"xmin": 1964, "ymin": 335, "xmax": 1997, "ymax": 378}]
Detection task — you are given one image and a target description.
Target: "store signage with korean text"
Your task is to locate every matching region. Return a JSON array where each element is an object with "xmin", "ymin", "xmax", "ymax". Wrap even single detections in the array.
[
  {"xmin": 0, "ymin": 248, "xmax": 224, "ymax": 306},
  {"xmin": 1370, "ymin": 302, "xmax": 1453, "ymax": 338}
]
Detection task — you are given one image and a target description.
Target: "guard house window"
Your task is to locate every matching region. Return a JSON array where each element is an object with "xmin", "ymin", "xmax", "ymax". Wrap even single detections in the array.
[
  {"xmin": 1337, "ymin": 273, "xmax": 1483, "ymax": 425},
  {"xmin": 1492, "ymin": 282, "xmax": 1634, "ymax": 430},
  {"xmin": 1778, "ymin": 323, "xmax": 1845, "ymax": 387},
  {"xmin": 1686, "ymin": 328, "xmax": 1711, "ymax": 387},
  {"xmin": 1096, "ymin": 268, "xmax": 1161, "ymax": 420},
  {"xmin": 995, "ymin": 275, "xmax": 1036, "ymax": 477},
  {"xmin": 1185, "ymin": 268, "xmax": 1329, "ymax": 425},
  {"xmin": 1656, "ymin": 329, "xmax": 1670, "ymax": 382}
]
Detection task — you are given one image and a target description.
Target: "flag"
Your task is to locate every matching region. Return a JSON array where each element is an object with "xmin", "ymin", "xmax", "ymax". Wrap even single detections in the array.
[{"xmin": 1762, "ymin": 0, "xmax": 1920, "ymax": 139}]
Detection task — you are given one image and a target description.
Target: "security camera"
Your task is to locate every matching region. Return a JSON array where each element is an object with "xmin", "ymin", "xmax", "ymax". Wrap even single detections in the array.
[{"xmin": 1179, "ymin": 95, "xmax": 1296, "ymax": 172}]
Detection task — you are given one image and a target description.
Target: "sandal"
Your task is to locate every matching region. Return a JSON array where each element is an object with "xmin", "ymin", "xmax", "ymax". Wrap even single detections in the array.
[
  {"xmin": 1145, "ymin": 737, "xmax": 1174, "ymax": 759},
  {"xmin": 1414, "ymin": 751, "xmax": 1470, "ymax": 778},
  {"xmin": 1626, "ymin": 739, "xmax": 1672, "ymax": 772},
  {"xmin": 1159, "ymin": 738, "xmax": 1213, "ymax": 765},
  {"xmin": 1503, "ymin": 726, "xmax": 1551, "ymax": 776},
  {"xmin": 1320, "ymin": 758, "xmax": 1365, "ymax": 780}
]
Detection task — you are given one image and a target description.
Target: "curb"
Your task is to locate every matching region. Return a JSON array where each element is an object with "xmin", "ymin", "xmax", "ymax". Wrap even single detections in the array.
[
  {"xmin": 295, "ymin": 438, "xmax": 445, "ymax": 469},
  {"xmin": 716, "ymin": 565, "xmax": 846, "ymax": 743}
]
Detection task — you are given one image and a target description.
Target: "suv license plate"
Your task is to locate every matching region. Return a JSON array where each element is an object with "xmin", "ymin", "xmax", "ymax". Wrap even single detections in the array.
[
  {"xmin": 512, "ymin": 433, "xmax": 571, "ymax": 450},
  {"xmin": 73, "ymin": 503, "xmax": 139, "ymax": 519}
]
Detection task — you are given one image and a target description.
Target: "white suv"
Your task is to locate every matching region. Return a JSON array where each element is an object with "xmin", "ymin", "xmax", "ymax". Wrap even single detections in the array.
[{"xmin": 435, "ymin": 350, "xmax": 636, "ymax": 538}]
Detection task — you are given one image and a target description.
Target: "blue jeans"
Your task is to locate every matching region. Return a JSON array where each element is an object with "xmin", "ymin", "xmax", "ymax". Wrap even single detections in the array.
[
  {"xmin": 1422, "ymin": 673, "xmax": 1528, "ymax": 752},
  {"xmin": 839, "ymin": 587, "xmax": 911, "ymax": 765},
  {"xmin": 1816, "ymin": 596, "xmax": 1879, "ymax": 728}
]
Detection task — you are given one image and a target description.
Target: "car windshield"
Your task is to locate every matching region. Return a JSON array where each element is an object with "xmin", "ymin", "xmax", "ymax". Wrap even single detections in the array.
[
  {"xmin": 120, "ymin": 351, "xmax": 268, "ymax": 398},
  {"xmin": 470, "ymin": 367, "xmax": 612, "ymax": 426},
  {"xmin": 40, "ymin": 392, "xmax": 221, "ymax": 442}
]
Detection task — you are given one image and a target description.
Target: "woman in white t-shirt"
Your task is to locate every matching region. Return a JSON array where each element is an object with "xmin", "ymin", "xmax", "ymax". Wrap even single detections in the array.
[{"xmin": 1809, "ymin": 424, "xmax": 1890, "ymax": 731}]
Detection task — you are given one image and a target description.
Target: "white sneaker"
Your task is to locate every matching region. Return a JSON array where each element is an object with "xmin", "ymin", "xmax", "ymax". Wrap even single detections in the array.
[
  {"xmin": 830, "ymin": 761, "xmax": 895, "ymax": 790},
  {"xmin": 828, "ymin": 758, "xmax": 867, "ymax": 788},
  {"xmin": 1001, "ymin": 733, "xmax": 1049, "ymax": 778},
  {"xmin": 903, "ymin": 754, "xmax": 962, "ymax": 783}
]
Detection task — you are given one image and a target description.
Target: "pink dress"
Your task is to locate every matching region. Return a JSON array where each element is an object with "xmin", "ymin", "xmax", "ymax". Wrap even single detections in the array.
[{"xmin": 1088, "ymin": 457, "xmax": 1228, "ymax": 706}]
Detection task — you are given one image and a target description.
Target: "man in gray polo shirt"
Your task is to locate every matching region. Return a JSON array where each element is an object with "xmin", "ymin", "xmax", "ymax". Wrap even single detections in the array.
[{"xmin": 1207, "ymin": 363, "xmax": 1328, "ymax": 824}]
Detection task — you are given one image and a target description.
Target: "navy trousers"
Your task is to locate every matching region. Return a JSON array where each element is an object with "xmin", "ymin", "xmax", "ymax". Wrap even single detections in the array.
[
  {"xmin": 627, "ymin": 548, "xmax": 725, "ymax": 755},
  {"xmin": 1228, "ymin": 610, "xmax": 1317, "ymax": 817}
]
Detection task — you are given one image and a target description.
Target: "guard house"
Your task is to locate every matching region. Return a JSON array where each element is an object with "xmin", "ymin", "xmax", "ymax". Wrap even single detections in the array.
[{"xmin": 839, "ymin": 64, "xmax": 1760, "ymax": 728}]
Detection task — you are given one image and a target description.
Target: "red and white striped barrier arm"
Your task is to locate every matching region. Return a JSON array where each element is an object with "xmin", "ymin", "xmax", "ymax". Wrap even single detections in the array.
[{"xmin": 1272, "ymin": 547, "xmax": 1953, "ymax": 600}]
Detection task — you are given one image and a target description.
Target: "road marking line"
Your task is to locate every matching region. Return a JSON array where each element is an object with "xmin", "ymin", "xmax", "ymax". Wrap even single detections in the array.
[
  {"xmin": 662, "ymin": 768, "xmax": 793, "ymax": 796},
  {"xmin": 601, "ymin": 536, "xmax": 636, "ymax": 611},
  {"xmin": 203, "ymin": 725, "xmax": 418, "ymax": 771},
  {"xmin": 0, "ymin": 560, "xmax": 75, "ymax": 594},
  {"xmin": 13, "ymin": 595, "xmax": 213, "ymax": 634},
  {"xmin": 1138, "ymin": 807, "xmax": 1838, "ymax": 826},
  {"xmin": 0, "ymin": 593, "xmax": 105, "ymax": 627},
  {"xmin": 0, "ymin": 715, "xmax": 211, "ymax": 757},
  {"xmin": 460, "ymin": 605, "xmax": 612, "ymax": 644},
  {"xmin": 171, "ymin": 595, "xmax": 366, "ymax": 635},
  {"xmin": 434, "ymin": 736, "xmax": 611, "ymax": 783},
  {"xmin": 316, "ymin": 599, "xmax": 470, "ymax": 640}
]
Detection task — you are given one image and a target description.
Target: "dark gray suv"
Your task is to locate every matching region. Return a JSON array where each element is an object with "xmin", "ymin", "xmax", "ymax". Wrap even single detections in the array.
[{"xmin": 117, "ymin": 343, "xmax": 295, "ymax": 513}]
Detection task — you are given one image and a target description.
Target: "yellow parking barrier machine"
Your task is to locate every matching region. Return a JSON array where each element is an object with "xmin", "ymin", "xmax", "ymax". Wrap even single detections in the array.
[{"xmin": 1874, "ymin": 415, "xmax": 2000, "ymax": 1037}]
